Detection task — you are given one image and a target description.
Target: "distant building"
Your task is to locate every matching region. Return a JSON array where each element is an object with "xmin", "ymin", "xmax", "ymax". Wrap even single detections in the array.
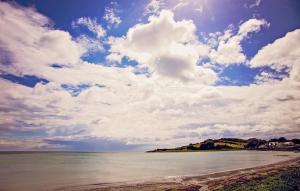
[
  {"xmin": 268, "ymin": 142, "xmax": 278, "ymax": 149},
  {"xmin": 258, "ymin": 144, "xmax": 268, "ymax": 149},
  {"xmin": 283, "ymin": 142, "xmax": 295, "ymax": 146}
]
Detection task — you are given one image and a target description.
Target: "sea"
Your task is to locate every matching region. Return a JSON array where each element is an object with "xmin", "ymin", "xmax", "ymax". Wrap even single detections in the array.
[{"xmin": 0, "ymin": 150, "xmax": 299, "ymax": 191}]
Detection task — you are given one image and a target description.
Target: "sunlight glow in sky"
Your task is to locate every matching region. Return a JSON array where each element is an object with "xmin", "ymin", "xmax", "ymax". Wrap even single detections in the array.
[{"xmin": 0, "ymin": 0, "xmax": 300, "ymax": 151}]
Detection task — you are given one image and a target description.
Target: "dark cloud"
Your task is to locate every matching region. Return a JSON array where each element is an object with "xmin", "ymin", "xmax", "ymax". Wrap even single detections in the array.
[
  {"xmin": 179, "ymin": 123, "xmax": 218, "ymax": 130},
  {"xmin": 276, "ymin": 95, "xmax": 296, "ymax": 102},
  {"xmin": 173, "ymin": 131, "xmax": 200, "ymax": 139},
  {"xmin": 0, "ymin": 46, "xmax": 13, "ymax": 66},
  {"xmin": 45, "ymin": 137, "xmax": 145, "ymax": 152}
]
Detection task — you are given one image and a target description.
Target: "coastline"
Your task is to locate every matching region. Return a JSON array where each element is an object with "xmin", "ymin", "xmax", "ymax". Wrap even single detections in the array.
[{"xmin": 56, "ymin": 153, "xmax": 300, "ymax": 191}]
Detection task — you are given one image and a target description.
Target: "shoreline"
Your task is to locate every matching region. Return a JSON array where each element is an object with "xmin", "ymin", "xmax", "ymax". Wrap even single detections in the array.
[{"xmin": 56, "ymin": 154, "xmax": 300, "ymax": 191}]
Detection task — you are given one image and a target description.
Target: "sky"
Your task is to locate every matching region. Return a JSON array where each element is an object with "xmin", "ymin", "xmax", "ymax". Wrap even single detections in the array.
[{"xmin": 0, "ymin": 0, "xmax": 300, "ymax": 151}]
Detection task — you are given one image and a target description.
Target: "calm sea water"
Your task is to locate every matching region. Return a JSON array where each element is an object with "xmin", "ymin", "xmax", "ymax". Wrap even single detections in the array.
[{"xmin": 0, "ymin": 151, "xmax": 299, "ymax": 191}]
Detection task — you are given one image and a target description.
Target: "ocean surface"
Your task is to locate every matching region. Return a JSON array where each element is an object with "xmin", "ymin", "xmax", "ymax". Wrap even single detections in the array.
[{"xmin": 0, "ymin": 151, "xmax": 299, "ymax": 191}]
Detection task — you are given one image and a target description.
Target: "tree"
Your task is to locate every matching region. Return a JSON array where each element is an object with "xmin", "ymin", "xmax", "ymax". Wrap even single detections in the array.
[
  {"xmin": 246, "ymin": 138, "xmax": 266, "ymax": 149},
  {"xmin": 187, "ymin": 143, "xmax": 197, "ymax": 150},
  {"xmin": 278, "ymin": 137, "xmax": 287, "ymax": 142},
  {"xmin": 200, "ymin": 140, "xmax": 215, "ymax": 150},
  {"xmin": 292, "ymin": 139, "xmax": 300, "ymax": 144}
]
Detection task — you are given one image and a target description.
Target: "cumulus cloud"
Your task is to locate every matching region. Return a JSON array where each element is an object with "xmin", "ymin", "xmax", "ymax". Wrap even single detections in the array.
[
  {"xmin": 250, "ymin": 29, "xmax": 300, "ymax": 81},
  {"xmin": 107, "ymin": 10, "xmax": 216, "ymax": 83},
  {"xmin": 254, "ymin": 71, "xmax": 280, "ymax": 84},
  {"xmin": 0, "ymin": 2, "xmax": 109, "ymax": 85},
  {"xmin": 250, "ymin": 29, "xmax": 300, "ymax": 86},
  {"xmin": 209, "ymin": 18, "xmax": 269, "ymax": 65},
  {"xmin": 75, "ymin": 35, "xmax": 104, "ymax": 54},
  {"xmin": 71, "ymin": 17, "xmax": 106, "ymax": 55},
  {"xmin": 238, "ymin": 18, "xmax": 269, "ymax": 36},
  {"xmin": 1, "ymin": 2, "xmax": 300, "ymax": 151},
  {"xmin": 0, "ymin": 2, "xmax": 85, "ymax": 78}
]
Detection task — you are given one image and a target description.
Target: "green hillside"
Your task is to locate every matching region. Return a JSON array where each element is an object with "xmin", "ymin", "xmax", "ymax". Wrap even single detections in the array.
[{"xmin": 147, "ymin": 138, "xmax": 300, "ymax": 152}]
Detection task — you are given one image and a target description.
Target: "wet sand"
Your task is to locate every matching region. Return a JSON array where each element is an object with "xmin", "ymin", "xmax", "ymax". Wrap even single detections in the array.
[{"xmin": 56, "ymin": 155, "xmax": 300, "ymax": 191}]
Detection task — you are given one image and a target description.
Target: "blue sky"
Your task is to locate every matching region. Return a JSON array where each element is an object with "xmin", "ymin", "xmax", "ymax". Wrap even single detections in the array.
[
  {"xmin": 0, "ymin": 0, "xmax": 300, "ymax": 151},
  {"xmin": 13, "ymin": 0, "xmax": 300, "ymax": 85}
]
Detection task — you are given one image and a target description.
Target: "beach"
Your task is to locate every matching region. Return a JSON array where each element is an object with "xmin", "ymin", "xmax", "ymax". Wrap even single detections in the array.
[{"xmin": 56, "ymin": 154, "xmax": 300, "ymax": 191}]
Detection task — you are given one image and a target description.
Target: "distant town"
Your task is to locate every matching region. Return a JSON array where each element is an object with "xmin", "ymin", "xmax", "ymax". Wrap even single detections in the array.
[{"xmin": 147, "ymin": 137, "xmax": 300, "ymax": 152}]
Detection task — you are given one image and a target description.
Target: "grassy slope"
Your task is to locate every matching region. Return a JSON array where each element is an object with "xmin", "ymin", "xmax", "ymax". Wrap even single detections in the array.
[
  {"xmin": 214, "ymin": 142, "xmax": 244, "ymax": 149},
  {"xmin": 218, "ymin": 167, "xmax": 300, "ymax": 191},
  {"xmin": 148, "ymin": 139, "xmax": 246, "ymax": 152},
  {"xmin": 147, "ymin": 138, "xmax": 300, "ymax": 152}
]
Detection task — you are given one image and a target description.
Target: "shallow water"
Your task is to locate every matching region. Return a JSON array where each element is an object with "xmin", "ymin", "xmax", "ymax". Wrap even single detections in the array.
[{"xmin": 0, "ymin": 151, "xmax": 299, "ymax": 191}]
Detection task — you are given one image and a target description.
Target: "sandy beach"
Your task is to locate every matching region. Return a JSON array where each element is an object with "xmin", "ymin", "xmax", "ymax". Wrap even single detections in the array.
[{"xmin": 55, "ymin": 154, "xmax": 300, "ymax": 191}]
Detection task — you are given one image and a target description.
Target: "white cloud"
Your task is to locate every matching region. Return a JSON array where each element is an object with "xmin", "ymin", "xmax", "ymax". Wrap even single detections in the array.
[
  {"xmin": 75, "ymin": 35, "xmax": 104, "ymax": 55},
  {"xmin": 254, "ymin": 71, "xmax": 281, "ymax": 84},
  {"xmin": 72, "ymin": 17, "xmax": 105, "ymax": 56},
  {"xmin": 250, "ymin": 29, "xmax": 300, "ymax": 70},
  {"xmin": 171, "ymin": 0, "xmax": 205, "ymax": 14},
  {"xmin": 244, "ymin": 0, "xmax": 262, "ymax": 9},
  {"xmin": 144, "ymin": 0, "xmax": 164, "ymax": 16},
  {"xmin": 209, "ymin": 18, "xmax": 269, "ymax": 65},
  {"xmin": 103, "ymin": 2, "xmax": 121, "ymax": 28},
  {"xmin": 107, "ymin": 10, "xmax": 215, "ymax": 83},
  {"xmin": 194, "ymin": 6, "xmax": 203, "ymax": 14},
  {"xmin": 1, "ymin": 2, "xmax": 300, "ymax": 151},
  {"xmin": 238, "ymin": 18, "xmax": 269, "ymax": 37},
  {"xmin": 250, "ymin": 29, "xmax": 300, "ymax": 84},
  {"xmin": 209, "ymin": 35, "xmax": 247, "ymax": 65},
  {"xmin": 172, "ymin": 1, "xmax": 189, "ymax": 11},
  {"xmin": 0, "ymin": 2, "xmax": 85, "ymax": 77},
  {"xmin": 72, "ymin": 17, "xmax": 106, "ymax": 38}
]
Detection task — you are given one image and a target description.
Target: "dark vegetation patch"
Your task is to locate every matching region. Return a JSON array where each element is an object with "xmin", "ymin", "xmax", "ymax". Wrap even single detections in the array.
[{"xmin": 219, "ymin": 167, "xmax": 300, "ymax": 191}]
